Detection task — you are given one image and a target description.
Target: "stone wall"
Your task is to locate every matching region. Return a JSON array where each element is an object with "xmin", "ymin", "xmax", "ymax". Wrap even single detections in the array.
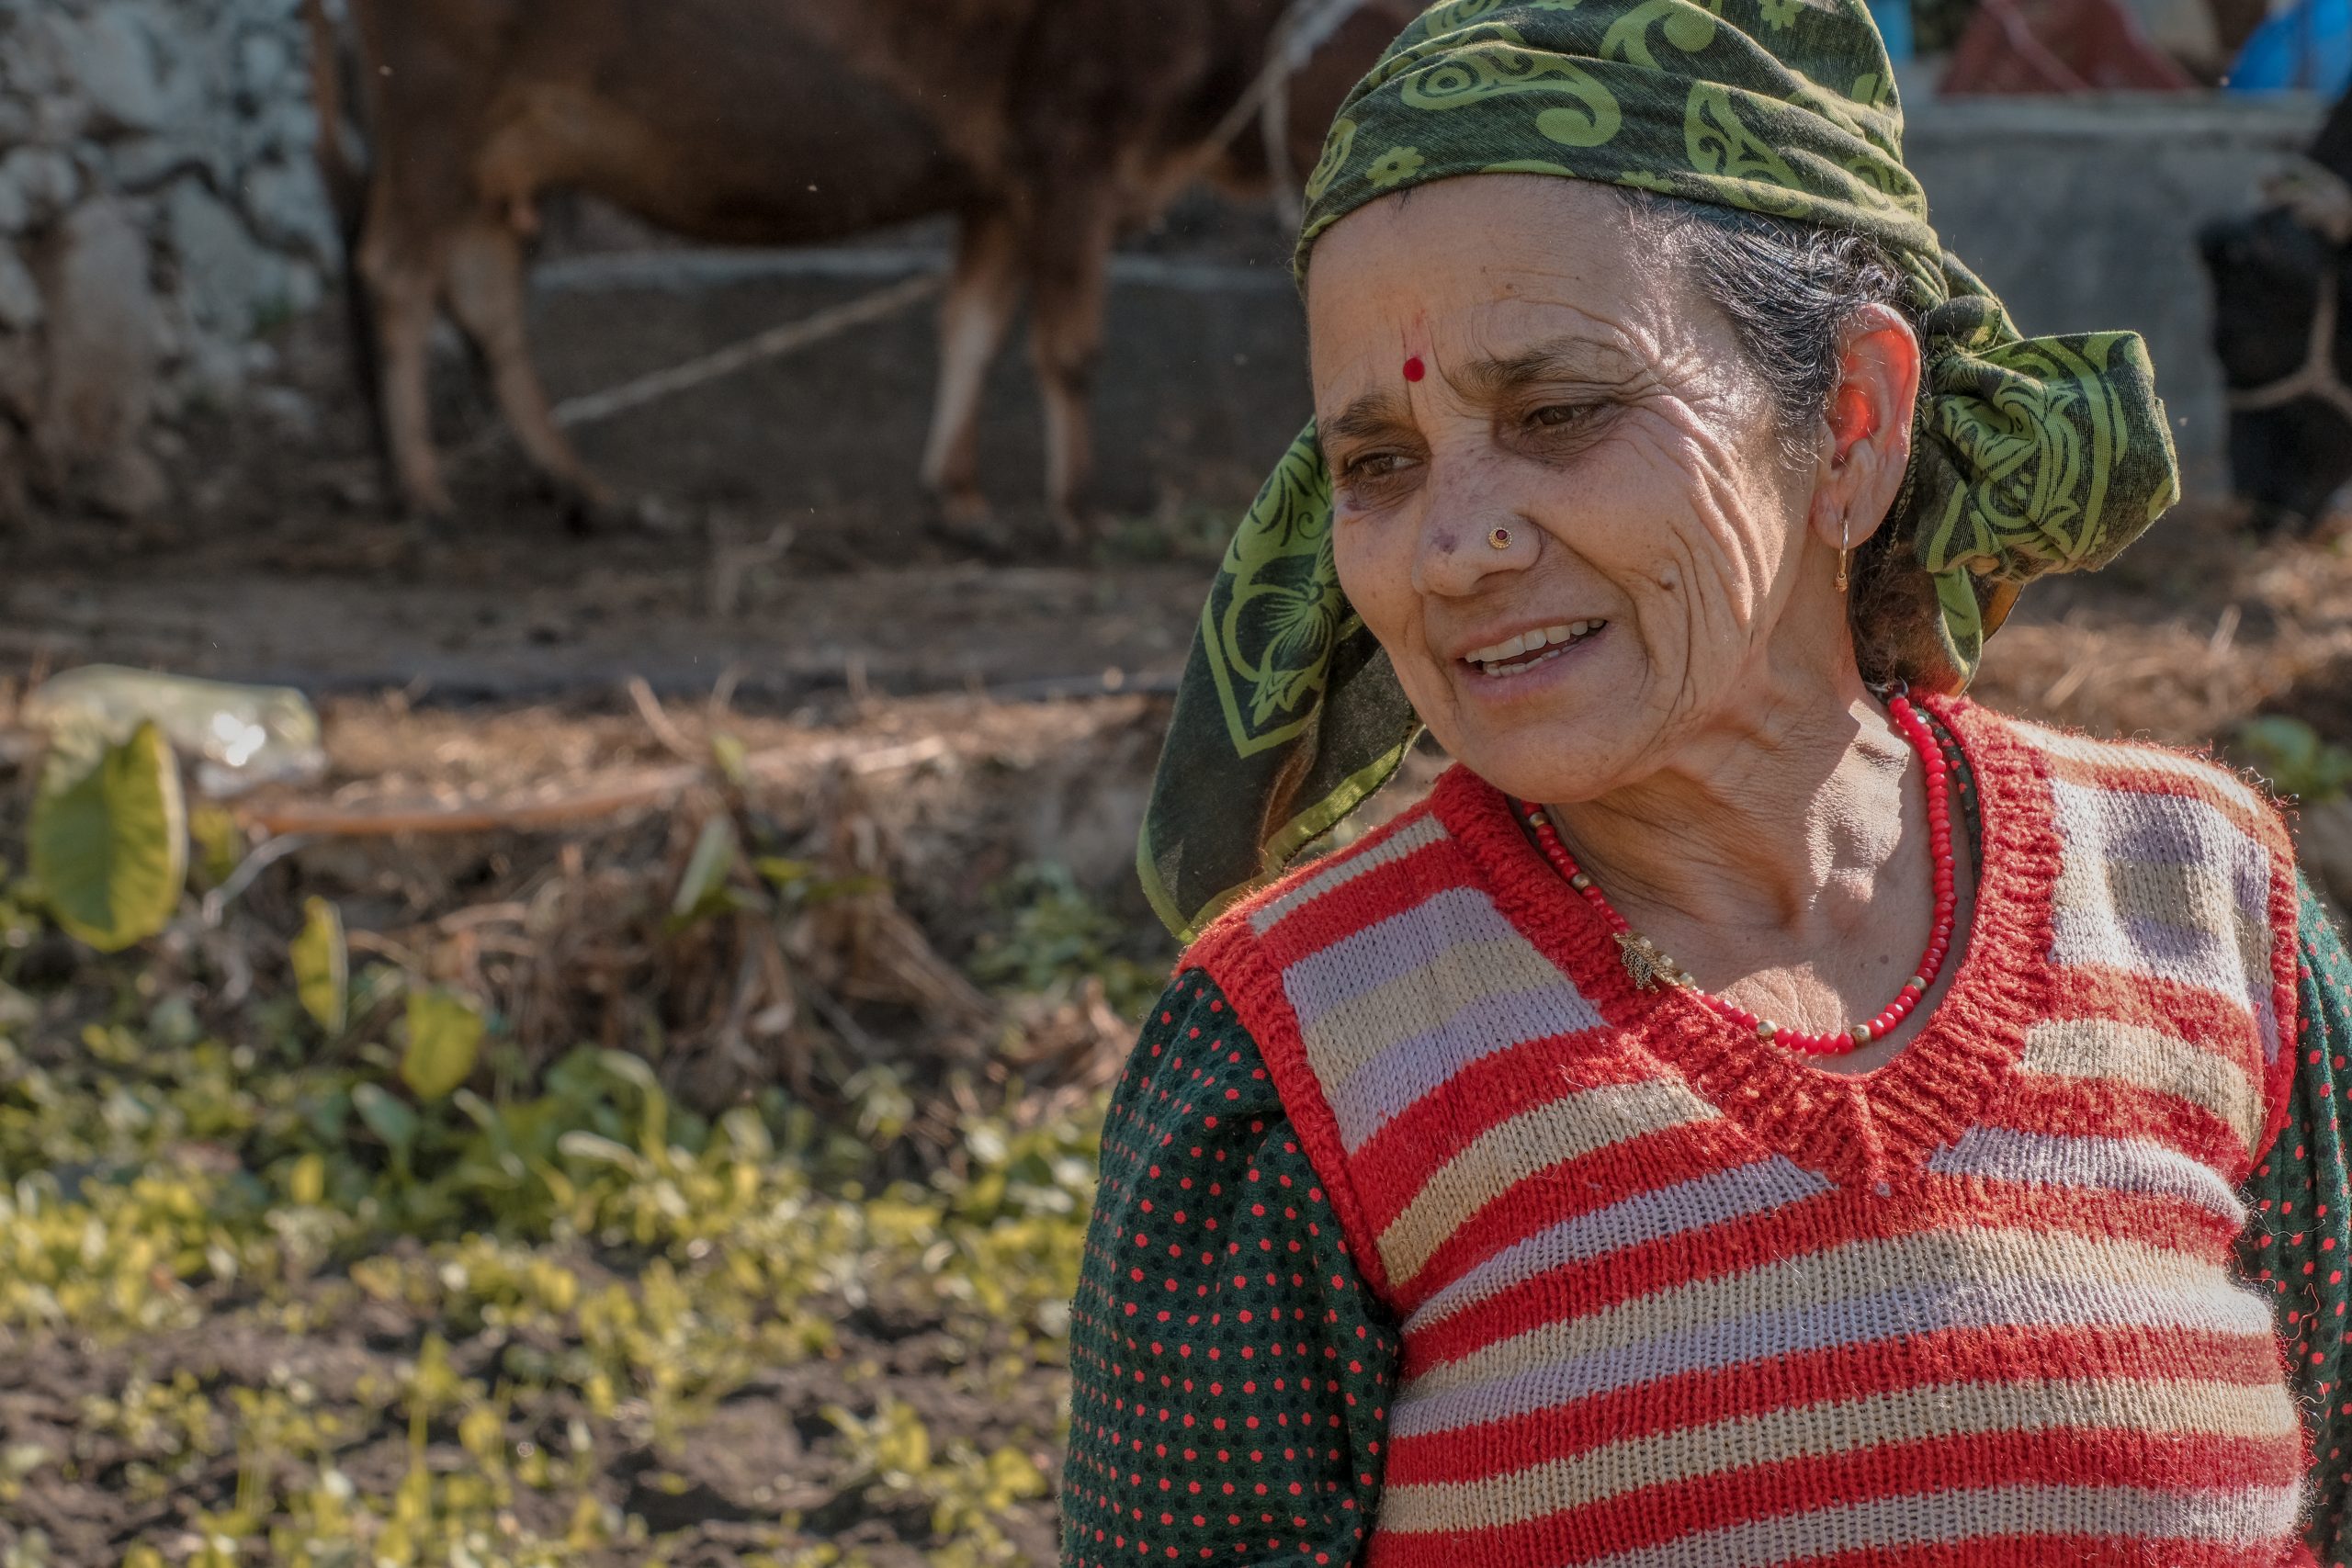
[{"xmin": 0, "ymin": 0, "xmax": 337, "ymax": 518}]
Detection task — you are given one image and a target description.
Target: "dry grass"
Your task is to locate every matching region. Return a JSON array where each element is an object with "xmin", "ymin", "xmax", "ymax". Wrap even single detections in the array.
[{"xmin": 1973, "ymin": 526, "xmax": 2352, "ymax": 750}]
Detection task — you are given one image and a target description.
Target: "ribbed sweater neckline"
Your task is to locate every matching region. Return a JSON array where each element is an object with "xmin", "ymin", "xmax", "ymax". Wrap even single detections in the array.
[{"xmin": 1432, "ymin": 694, "xmax": 2065, "ymax": 1190}]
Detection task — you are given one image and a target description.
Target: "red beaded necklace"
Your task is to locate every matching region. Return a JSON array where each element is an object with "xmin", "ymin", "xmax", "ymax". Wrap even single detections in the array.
[{"xmin": 1518, "ymin": 688, "xmax": 1958, "ymax": 1057}]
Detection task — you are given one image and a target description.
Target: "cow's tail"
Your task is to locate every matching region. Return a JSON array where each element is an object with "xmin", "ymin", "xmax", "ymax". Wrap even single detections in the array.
[{"xmin": 303, "ymin": 0, "xmax": 390, "ymax": 472}]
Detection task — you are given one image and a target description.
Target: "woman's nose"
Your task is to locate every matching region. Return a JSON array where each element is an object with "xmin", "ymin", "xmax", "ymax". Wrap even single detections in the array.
[{"xmin": 1412, "ymin": 479, "xmax": 1531, "ymax": 597}]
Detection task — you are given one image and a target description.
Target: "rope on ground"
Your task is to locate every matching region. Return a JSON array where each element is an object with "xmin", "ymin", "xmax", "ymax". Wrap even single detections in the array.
[{"xmin": 547, "ymin": 270, "xmax": 944, "ymax": 432}]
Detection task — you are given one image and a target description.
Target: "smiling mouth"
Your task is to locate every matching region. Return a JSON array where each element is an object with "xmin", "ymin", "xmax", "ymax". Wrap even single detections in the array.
[{"xmin": 1462, "ymin": 620, "xmax": 1607, "ymax": 679}]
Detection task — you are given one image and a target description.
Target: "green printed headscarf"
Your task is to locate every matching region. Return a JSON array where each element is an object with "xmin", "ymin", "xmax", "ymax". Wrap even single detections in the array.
[{"xmin": 1138, "ymin": 0, "xmax": 2180, "ymax": 942}]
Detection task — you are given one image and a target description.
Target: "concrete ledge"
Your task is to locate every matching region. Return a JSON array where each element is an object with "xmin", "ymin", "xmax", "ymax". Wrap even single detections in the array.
[
  {"xmin": 1905, "ymin": 91, "xmax": 2331, "ymax": 499},
  {"xmin": 1906, "ymin": 91, "xmax": 2327, "ymax": 144}
]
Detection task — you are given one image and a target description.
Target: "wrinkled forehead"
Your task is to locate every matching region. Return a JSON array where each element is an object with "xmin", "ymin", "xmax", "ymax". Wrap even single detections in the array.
[{"xmin": 1303, "ymin": 176, "xmax": 1697, "ymax": 380}]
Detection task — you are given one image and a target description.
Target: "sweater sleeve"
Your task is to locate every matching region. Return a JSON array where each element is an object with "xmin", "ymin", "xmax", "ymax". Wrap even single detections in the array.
[
  {"xmin": 1062, "ymin": 970, "xmax": 1399, "ymax": 1568},
  {"xmin": 2236, "ymin": 873, "xmax": 2352, "ymax": 1566}
]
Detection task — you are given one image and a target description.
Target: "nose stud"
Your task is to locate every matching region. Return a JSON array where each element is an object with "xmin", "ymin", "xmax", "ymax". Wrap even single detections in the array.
[{"xmin": 1487, "ymin": 525, "xmax": 1513, "ymax": 551}]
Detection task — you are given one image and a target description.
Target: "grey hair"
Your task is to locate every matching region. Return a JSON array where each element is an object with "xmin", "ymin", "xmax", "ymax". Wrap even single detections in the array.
[
  {"xmin": 1622, "ymin": 190, "xmax": 1917, "ymax": 457},
  {"xmin": 1622, "ymin": 191, "xmax": 1954, "ymax": 690}
]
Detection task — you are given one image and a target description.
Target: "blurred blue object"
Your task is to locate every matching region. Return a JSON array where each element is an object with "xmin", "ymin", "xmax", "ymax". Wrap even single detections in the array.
[
  {"xmin": 1870, "ymin": 0, "xmax": 1917, "ymax": 60},
  {"xmin": 2226, "ymin": 0, "xmax": 2352, "ymax": 93}
]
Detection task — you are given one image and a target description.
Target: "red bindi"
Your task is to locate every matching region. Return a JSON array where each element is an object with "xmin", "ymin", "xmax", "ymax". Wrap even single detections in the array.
[{"xmin": 1402, "ymin": 355, "xmax": 1426, "ymax": 383}]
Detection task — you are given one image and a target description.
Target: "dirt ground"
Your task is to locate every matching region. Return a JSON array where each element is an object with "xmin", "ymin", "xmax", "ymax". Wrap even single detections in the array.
[
  {"xmin": 1, "ymin": 200, "xmax": 1309, "ymax": 707},
  {"xmin": 4, "ymin": 1273, "xmax": 1069, "ymax": 1568}
]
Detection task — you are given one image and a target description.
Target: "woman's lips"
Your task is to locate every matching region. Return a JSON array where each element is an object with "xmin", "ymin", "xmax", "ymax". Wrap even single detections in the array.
[{"xmin": 1459, "ymin": 618, "xmax": 1609, "ymax": 679}]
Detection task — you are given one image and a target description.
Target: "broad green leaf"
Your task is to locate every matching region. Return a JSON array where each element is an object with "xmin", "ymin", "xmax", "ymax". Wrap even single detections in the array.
[
  {"xmin": 401, "ymin": 990, "xmax": 483, "ymax": 1101},
  {"xmin": 187, "ymin": 803, "xmax": 243, "ymax": 888},
  {"xmin": 598, "ymin": 1048, "xmax": 668, "ymax": 1153},
  {"xmin": 2238, "ymin": 716, "xmax": 2352, "ymax": 803},
  {"xmin": 288, "ymin": 1152, "xmax": 326, "ymax": 1205},
  {"xmin": 290, "ymin": 897, "xmax": 349, "ymax": 1036},
  {"xmin": 351, "ymin": 1082, "xmax": 418, "ymax": 1163},
  {"xmin": 29, "ymin": 720, "xmax": 187, "ymax": 953},
  {"xmin": 710, "ymin": 732, "xmax": 750, "ymax": 789},
  {"xmin": 555, "ymin": 1130, "xmax": 642, "ymax": 1173},
  {"xmin": 754, "ymin": 856, "xmax": 816, "ymax": 890},
  {"xmin": 668, "ymin": 816, "xmax": 738, "ymax": 928}
]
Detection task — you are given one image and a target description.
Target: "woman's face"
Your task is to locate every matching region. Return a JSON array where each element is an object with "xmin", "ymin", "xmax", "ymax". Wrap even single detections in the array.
[{"xmin": 1306, "ymin": 176, "xmax": 1830, "ymax": 807}]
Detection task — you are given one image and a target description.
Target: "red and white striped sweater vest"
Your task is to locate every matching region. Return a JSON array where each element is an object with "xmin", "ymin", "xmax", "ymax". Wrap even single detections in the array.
[{"xmin": 1190, "ymin": 699, "xmax": 2312, "ymax": 1567}]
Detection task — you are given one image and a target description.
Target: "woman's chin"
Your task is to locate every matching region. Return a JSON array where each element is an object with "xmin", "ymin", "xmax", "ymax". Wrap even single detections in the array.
[{"xmin": 1430, "ymin": 636, "xmax": 1647, "ymax": 802}]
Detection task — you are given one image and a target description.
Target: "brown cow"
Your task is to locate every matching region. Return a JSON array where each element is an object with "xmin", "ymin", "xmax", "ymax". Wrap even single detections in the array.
[{"xmin": 306, "ymin": 0, "xmax": 1408, "ymax": 537}]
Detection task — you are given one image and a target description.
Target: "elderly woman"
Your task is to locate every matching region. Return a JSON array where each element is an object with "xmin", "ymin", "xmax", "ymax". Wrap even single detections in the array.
[{"xmin": 1061, "ymin": 3, "xmax": 2352, "ymax": 1564}]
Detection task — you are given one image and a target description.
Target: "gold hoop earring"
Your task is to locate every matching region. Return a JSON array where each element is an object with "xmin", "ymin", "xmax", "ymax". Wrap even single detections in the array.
[{"xmin": 1836, "ymin": 518, "xmax": 1852, "ymax": 594}]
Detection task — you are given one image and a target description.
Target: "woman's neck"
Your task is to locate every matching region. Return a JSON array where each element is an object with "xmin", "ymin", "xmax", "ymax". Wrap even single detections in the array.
[{"xmin": 1543, "ymin": 660, "xmax": 1921, "ymax": 948}]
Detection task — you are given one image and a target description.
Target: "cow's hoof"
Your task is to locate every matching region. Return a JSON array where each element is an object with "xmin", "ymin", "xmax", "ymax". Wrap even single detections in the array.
[
  {"xmin": 400, "ymin": 482, "xmax": 458, "ymax": 525},
  {"xmin": 558, "ymin": 479, "xmax": 637, "ymax": 536},
  {"xmin": 924, "ymin": 491, "xmax": 1019, "ymax": 561},
  {"xmin": 1050, "ymin": 504, "xmax": 1101, "ymax": 558},
  {"xmin": 926, "ymin": 514, "xmax": 1022, "ymax": 563},
  {"xmin": 933, "ymin": 486, "xmax": 991, "ymax": 526}
]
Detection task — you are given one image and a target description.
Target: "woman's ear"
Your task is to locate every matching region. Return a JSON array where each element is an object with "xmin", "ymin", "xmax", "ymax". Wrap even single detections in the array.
[{"xmin": 1810, "ymin": 303, "xmax": 1922, "ymax": 555}]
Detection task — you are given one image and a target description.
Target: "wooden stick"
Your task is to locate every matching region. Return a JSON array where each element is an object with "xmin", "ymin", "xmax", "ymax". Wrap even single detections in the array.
[{"xmin": 232, "ymin": 734, "xmax": 957, "ymax": 839}]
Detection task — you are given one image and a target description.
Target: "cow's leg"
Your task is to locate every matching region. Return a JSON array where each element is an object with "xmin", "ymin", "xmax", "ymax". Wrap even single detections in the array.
[
  {"xmin": 357, "ymin": 224, "xmax": 455, "ymax": 519},
  {"xmin": 921, "ymin": 208, "xmax": 1021, "ymax": 529},
  {"xmin": 444, "ymin": 220, "xmax": 620, "ymax": 525},
  {"xmin": 1024, "ymin": 186, "xmax": 1118, "ymax": 547}
]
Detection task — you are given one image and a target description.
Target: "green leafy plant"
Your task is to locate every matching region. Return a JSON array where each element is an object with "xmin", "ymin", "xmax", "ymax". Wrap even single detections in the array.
[
  {"xmin": 289, "ymin": 897, "xmax": 349, "ymax": 1037},
  {"xmin": 669, "ymin": 815, "xmax": 744, "ymax": 931},
  {"xmin": 968, "ymin": 863, "xmax": 1163, "ymax": 1020},
  {"xmin": 2236, "ymin": 716, "xmax": 2352, "ymax": 803},
  {"xmin": 1, "ymin": 981, "xmax": 1099, "ymax": 1567},
  {"xmin": 0, "ymin": 773, "xmax": 1162, "ymax": 1567},
  {"xmin": 401, "ymin": 991, "xmax": 485, "ymax": 1101},
  {"xmin": 28, "ymin": 720, "xmax": 187, "ymax": 952}
]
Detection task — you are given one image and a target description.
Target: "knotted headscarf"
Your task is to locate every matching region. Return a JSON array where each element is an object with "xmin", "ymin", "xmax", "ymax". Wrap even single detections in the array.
[{"xmin": 1139, "ymin": 0, "xmax": 2180, "ymax": 941}]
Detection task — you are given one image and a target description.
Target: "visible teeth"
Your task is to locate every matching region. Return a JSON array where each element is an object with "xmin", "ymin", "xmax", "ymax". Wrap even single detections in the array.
[
  {"xmin": 1467, "ymin": 619, "xmax": 1606, "ymax": 674},
  {"xmin": 1466, "ymin": 632, "xmax": 1523, "ymax": 664},
  {"xmin": 1484, "ymin": 647, "xmax": 1566, "ymax": 678}
]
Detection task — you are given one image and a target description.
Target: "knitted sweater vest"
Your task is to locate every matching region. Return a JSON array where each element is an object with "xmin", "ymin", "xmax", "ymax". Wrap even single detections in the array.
[{"xmin": 1188, "ymin": 700, "xmax": 2312, "ymax": 1567}]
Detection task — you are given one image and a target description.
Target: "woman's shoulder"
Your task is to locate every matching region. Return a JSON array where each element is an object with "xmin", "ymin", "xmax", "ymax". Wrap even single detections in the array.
[
  {"xmin": 1182, "ymin": 770, "xmax": 1479, "ymax": 960},
  {"xmin": 1102, "ymin": 970, "xmax": 1295, "ymax": 1158},
  {"xmin": 1951, "ymin": 696, "xmax": 2293, "ymax": 850}
]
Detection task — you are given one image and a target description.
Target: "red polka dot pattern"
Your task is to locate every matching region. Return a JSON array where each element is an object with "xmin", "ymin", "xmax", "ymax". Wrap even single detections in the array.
[
  {"xmin": 1062, "ymin": 973, "xmax": 1398, "ymax": 1567},
  {"xmin": 2236, "ymin": 877, "xmax": 2352, "ymax": 1568}
]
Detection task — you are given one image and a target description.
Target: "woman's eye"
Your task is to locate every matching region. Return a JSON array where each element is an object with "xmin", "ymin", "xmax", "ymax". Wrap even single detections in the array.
[
  {"xmin": 1527, "ymin": 402, "xmax": 1594, "ymax": 430},
  {"xmin": 1346, "ymin": 452, "xmax": 1415, "ymax": 480}
]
